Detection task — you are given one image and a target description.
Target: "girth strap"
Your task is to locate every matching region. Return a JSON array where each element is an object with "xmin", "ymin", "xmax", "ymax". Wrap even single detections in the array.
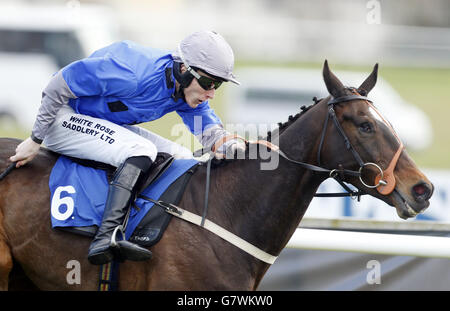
[{"xmin": 153, "ymin": 199, "xmax": 278, "ymax": 265}]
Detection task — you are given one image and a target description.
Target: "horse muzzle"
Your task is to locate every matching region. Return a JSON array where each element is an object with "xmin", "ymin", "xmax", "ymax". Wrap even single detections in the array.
[{"xmin": 391, "ymin": 181, "xmax": 434, "ymax": 220}]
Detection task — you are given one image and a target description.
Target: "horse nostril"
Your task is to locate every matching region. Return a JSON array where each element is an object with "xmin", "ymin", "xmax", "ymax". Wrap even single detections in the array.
[{"xmin": 412, "ymin": 182, "xmax": 433, "ymax": 202}]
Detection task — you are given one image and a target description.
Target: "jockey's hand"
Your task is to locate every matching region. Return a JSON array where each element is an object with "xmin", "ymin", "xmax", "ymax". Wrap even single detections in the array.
[
  {"xmin": 9, "ymin": 137, "xmax": 41, "ymax": 168},
  {"xmin": 217, "ymin": 140, "xmax": 246, "ymax": 159}
]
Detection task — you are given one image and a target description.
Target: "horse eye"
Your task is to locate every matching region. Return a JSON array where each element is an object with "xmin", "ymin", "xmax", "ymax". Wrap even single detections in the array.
[{"xmin": 359, "ymin": 122, "xmax": 373, "ymax": 133}]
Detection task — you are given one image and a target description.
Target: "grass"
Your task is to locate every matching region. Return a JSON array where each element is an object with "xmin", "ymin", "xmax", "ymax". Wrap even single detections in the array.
[
  {"xmin": 380, "ymin": 67, "xmax": 450, "ymax": 169},
  {"xmin": 1, "ymin": 62, "xmax": 449, "ymax": 169}
]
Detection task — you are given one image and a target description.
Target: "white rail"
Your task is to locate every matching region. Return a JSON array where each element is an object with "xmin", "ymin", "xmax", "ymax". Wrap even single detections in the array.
[
  {"xmin": 287, "ymin": 228, "xmax": 450, "ymax": 259},
  {"xmin": 299, "ymin": 217, "xmax": 450, "ymax": 231}
]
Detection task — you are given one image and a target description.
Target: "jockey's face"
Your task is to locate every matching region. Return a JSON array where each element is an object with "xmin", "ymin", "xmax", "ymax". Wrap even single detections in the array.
[{"xmin": 181, "ymin": 65, "xmax": 217, "ymax": 109}]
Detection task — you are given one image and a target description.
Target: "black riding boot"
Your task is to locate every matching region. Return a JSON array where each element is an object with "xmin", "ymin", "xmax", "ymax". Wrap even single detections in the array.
[{"xmin": 87, "ymin": 159, "xmax": 153, "ymax": 265}]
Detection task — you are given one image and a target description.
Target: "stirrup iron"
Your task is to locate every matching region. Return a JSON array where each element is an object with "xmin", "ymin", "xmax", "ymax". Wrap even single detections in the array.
[{"xmin": 110, "ymin": 225, "xmax": 125, "ymax": 248}]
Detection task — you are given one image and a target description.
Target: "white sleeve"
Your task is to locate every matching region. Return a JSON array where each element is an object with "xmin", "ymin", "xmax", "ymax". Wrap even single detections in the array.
[{"xmin": 31, "ymin": 71, "xmax": 77, "ymax": 143}]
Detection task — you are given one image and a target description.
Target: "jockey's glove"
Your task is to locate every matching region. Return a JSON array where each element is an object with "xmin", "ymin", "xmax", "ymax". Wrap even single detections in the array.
[
  {"xmin": 216, "ymin": 139, "xmax": 246, "ymax": 160},
  {"xmin": 9, "ymin": 137, "xmax": 41, "ymax": 168}
]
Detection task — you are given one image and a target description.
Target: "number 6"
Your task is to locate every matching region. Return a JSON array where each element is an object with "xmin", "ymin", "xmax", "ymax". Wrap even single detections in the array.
[{"xmin": 51, "ymin": 185, "xmax": 76, "ymax": 221}]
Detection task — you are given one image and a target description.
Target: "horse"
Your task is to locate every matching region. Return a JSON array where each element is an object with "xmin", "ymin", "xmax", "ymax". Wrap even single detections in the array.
[{"xmin": 0, "ymin": 61, "xmax": 433, "ymax": 290}]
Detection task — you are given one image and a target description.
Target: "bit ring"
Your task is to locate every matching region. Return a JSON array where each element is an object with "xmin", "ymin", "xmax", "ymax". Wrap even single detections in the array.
[{"xmin": 359, "ymin": 162, "xmax": 385, "ymax": 189}]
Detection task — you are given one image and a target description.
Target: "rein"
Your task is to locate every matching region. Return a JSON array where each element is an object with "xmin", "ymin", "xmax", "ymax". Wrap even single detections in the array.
[
  {"xmin": 212, "ymin": 135, "xmax": 365, "ymax": 199},
  {"xmin": 0, "ymin": 162, "xmax": 16, "ymax": 181}
]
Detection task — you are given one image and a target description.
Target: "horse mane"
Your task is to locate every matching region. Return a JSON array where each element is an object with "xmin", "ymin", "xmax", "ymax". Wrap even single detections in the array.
[
  {"xmin": 266, "ymin": 86, "xmax": 363, "ymax": 141},
  {"xmin": 210, "ymin": 96, "xmax": 324, "ymax": 168},
  {"xmin": 266, "ymin": 97, "xmax": 322, "ymax": 142}
]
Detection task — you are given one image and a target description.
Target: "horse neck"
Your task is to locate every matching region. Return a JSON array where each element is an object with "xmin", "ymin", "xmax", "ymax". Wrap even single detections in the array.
[{"xmin": 209, "ymin": 101, "xmax": 330, "ymax": 257}]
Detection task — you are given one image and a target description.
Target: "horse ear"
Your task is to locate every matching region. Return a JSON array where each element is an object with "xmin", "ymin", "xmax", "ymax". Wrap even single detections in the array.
[
  {"xmin": 322, "ymin": 60, "xmax": 345, "ymax": 98},
  {"xmin": 358, "ymin": 63, "xmax": 378, "ymax": 95}
]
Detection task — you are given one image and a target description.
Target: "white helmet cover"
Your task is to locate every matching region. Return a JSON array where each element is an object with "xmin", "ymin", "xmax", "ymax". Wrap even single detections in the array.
[{"xmin": 173, "ymin": 30, "xmax": 240, "ymax": 85}]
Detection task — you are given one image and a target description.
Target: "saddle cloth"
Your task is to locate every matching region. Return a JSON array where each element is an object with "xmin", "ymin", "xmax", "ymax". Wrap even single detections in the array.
[{"xmin": 49, "ymin": 155, "xmax": 198, "ymax": 243}]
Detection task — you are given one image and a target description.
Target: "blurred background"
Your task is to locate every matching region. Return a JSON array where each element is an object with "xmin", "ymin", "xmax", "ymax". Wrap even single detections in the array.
[{"xmin": 1, "ymin": 0, "xmax": 450, "ymax": 290}]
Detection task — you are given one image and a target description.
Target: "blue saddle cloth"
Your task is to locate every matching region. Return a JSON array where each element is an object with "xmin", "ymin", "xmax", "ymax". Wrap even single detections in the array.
[{"xmin": 49, "ymin": 155, "xmax": 198, "ymax": 239}]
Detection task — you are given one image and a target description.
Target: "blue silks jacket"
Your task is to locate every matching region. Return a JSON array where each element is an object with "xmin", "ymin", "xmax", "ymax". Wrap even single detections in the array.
[{"xmin": 61, "ymin": 40, "xmax": 222, "ymax": 135}]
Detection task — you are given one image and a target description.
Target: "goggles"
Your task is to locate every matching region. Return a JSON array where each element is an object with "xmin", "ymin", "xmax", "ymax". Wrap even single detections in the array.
[
  {"xmin": 191, "ymin": 70, "xmax": 223, "ymax": 90},
  {"xmin": 177, "ymin": 46, "xmax": 224, "ymax": 90}
]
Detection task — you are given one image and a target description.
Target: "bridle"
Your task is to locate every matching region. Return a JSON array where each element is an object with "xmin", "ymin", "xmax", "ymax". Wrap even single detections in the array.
[
  {"xmin": 316, "ymin": 91, "xmax": 404, "ymax": 196},
  {"xmin": 212, "ymin": 91, "xmax": 404, "ymax": 199},
  {"xmin": 281, "ymin": 90, "xmax": 403, "ymax": 199}
]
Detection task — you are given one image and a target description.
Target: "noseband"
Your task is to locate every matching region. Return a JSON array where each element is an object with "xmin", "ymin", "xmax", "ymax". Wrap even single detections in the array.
[{"xmin": 316, "ymin": 92, "xmax": 404, "ymax": 196}]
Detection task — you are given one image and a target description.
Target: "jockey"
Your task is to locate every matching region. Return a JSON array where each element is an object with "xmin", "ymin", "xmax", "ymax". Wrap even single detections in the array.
[{"xmin": 10, "ymin": 30, "xmax": 245, "ymax": 265}]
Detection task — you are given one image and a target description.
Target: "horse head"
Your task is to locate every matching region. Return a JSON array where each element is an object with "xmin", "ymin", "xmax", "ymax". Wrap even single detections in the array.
[{"xmin": 318, "ymin": 60, "xmax": 433, "ymax": 219}]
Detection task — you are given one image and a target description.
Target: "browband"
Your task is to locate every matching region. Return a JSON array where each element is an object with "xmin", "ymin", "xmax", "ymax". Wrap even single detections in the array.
[{"xmin": 328, "ymin": 95, "xmax": 372, "ymax": 105}]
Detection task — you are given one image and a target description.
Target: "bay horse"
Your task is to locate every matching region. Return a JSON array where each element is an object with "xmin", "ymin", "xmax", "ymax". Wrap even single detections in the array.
[{"xmin": 0, "ymin": 61, "xmax": 433, "ymax": 290}]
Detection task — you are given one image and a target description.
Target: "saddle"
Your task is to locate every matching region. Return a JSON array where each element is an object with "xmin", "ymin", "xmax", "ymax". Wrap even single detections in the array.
[{"xmin": 58, "ymin": 153, "xmax": 198, "ymax": 247}]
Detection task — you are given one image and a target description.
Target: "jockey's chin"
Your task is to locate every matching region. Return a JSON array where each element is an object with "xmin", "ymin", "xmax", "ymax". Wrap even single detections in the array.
[
  {"xmin": 186, "ymin": 98, "xmax": 203, "ymax": 109},
  {"xmin": 183, "ymin": 78, "xmax": 215, "ymax": 109},
  {"xmin": 184, "ymin": 89, "xmax": 208, "ymax": 109},
  {"xmin": 185, "ymin": 95, "xmax": 209, "ymax": 109}
]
